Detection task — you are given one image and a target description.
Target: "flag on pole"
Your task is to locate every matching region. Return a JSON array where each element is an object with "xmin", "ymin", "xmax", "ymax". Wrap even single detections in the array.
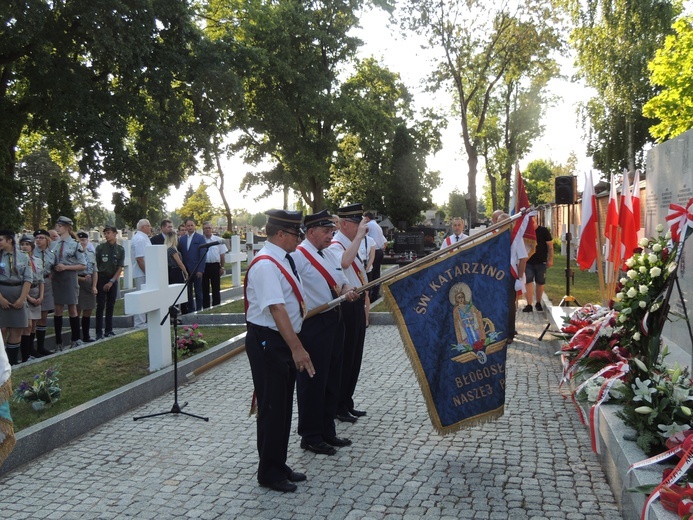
[
  {"xmin": 383, "ymin": 228, "xmax": 514, "ymax": 434},
  {"xmin": 577, "ymin": 170, "xmax": 598, "ymax": 271},
  {"xmin": 510, "ymin": 164, "xmax": 537, "ymax": 257},
  {"xmin": 619, "ymin": 169, "xmax": 638, "ymax": 268},
  {"xmin": 604, "ymin": 174, "xmax": 619, "ymax": 263},
  {"xmin": 632, "ymin": 168, "xmax": 642, "ymax": 234}
]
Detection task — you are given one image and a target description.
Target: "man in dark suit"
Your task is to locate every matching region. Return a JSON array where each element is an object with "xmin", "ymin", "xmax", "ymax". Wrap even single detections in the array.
[
  {"xmin": 178, "ymin": 218, "xmax": 206, "ymax": 312},
  {"xmin": 150, "ymin": 219, "xmax": 173, "ymax": 245}
]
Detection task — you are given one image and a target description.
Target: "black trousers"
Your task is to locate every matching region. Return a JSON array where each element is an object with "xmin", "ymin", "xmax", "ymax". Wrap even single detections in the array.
[
  {"xmin": 368, "ymin": 248, "xmax": 384, "ymax": 301},
  {"xmin": 338, "ymin": 298, "xmax": 366, "ymax": 414},
  {"xmin": 245, "ymin": 323, "xmax": 297, "ymax": 485},
  {"xmin": 297, "ymin": 308, "xmax": 341, "ymax": 443},
  {"xmin": 202, "ymin": 262, "xmax": 222, "ymax": 309},
  {"xmin": 95, "ymin": 275, "xmax": 118, "ymax": 335}
]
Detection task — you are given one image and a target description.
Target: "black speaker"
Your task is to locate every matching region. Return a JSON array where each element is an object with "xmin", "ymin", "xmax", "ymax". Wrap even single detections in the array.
[{"xmin": 555, "ymin": 176, "xmax": 577, "ymax": 204}]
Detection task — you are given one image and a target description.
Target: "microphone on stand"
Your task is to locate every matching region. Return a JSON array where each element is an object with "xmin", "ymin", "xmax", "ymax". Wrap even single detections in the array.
[{"xmin": 200, "ymin": 241, "xmax": 223, "ymax": 249}]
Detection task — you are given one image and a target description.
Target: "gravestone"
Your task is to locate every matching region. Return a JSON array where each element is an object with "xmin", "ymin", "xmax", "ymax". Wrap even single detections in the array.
[
  {"xmin": 227, "ymin": 235, "xmax": 247, "ymax": 287},
  {"xmin": 645, "ymin": 128, "xmax": 693, "ymax": 358},
  {"xmin": 124, "ymin": 245, "xmax": 187, "ymax": 371}
]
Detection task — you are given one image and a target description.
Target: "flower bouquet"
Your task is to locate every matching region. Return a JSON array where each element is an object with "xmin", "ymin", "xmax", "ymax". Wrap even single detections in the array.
[
  {"xmin": 176, "ymin": 324, "xmax": 207, "ymax": 358},
  {"xmin": 12, "ymin": 367, "xmax": 61, "ymax": 411}
]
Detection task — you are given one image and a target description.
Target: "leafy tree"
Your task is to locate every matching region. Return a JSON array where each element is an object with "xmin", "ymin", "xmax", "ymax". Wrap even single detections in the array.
[
  {"xmin": 1, "ymin": 1, "xmax": 203, "ymax": 229},
  {"xmin": 250, "ymin": 212, "xmax": 268, "ymax": 230},
  {"xmin": 566, "ymin": 0, "xmax": 680, "ymax": 175},
  {"xmin": 523, "ymin": 159, "xmax": 558, "ymax": 206},
  {"xmin": 46, "ymin": 178, "xmax": 74, "ymax": 226},
  {"xmin": 16, "ymin": 148, "xmax": 62, "ymax": 230},
  {"xmin": 176, "ymin": 183, "xmax": 217, "ymax": 225},
  {"xmin": 643, "ymin": 16, "xmax": 693, "ymax": 142},
  {"xmin": 386, "ymin": 125, "xmax": 439, "ymax": 228},
  {"xmin": 400, "ymin": 0, "xmax": 561, "ymax": 224},
  {"xmin": 448, "ymin": 191, "xmax": 468, "ymax": 220}
]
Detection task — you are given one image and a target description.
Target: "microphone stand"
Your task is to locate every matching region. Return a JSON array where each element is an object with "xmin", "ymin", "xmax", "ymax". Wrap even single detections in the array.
[{"xmin": 134, "ymin": 242, "xmax": 211, "ymax": 422}]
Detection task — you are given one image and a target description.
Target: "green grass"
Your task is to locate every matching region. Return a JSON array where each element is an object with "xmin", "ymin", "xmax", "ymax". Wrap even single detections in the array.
[
  {"xmin": 9, "ymin": 326, "xmax": 245, "ymax": 432},
  {"xmin": 198, "ymin": 299, "xmax": 245, "ymax": 314},
  {"xmin": 544, "ymin": 255, "xmax": 602, "ymax": 306}
]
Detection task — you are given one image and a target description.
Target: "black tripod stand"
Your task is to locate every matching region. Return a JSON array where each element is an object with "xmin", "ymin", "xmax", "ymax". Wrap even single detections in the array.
[
  {"xmin": 539, "ymin": 203, "xmax": 580, "ymax": 341},
  {"xmin": 134, "ymin": 247, "xmax": 210, "ymax": 422}
]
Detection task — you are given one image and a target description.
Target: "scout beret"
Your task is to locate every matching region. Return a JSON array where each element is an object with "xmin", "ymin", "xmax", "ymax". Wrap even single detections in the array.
[
  {"xmin": 56, "ymin": 216, "xmax": 73, "ymax": 226},
  {"xmin": 19, "ymin": 234, "xmax": 35, "ymax": 244},
  {"xmin": 33, "ymin": 229, "xmax": 50, "ymax": 238},
  {"xmin": 77, "ymin": 231, "xmax": 88, "ymax": 239}
]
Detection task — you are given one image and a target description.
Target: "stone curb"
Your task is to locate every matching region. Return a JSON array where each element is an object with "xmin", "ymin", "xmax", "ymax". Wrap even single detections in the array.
[{"xmin": 0, "ymin": 331, "xmax": 247, "ymax": 478}]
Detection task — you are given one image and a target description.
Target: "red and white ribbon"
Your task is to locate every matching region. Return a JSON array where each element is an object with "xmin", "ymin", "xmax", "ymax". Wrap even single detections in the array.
[
  {"xmin": 585, "ymin": 362, "xmax": 630, "ymax": 454},
  {"xmin": 666, "ymin": 197, "xmax": 693, "ymax": 243}
]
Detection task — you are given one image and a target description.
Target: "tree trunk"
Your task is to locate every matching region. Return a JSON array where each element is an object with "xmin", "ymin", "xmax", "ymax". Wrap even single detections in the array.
[
  {"xmin": 467, "ymin": 151, "xmax": 478, "ymax": 225},
  {"xmin": 213, "ymin": 149, "xmax": 233, "ymax": 232}
]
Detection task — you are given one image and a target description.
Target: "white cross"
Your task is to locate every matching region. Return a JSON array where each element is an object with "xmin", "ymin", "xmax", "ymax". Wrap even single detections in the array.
[
  {"xmin": 227, "ymin": 235, "xmax": 247, "ymax": 287},
  {"xmin": 124, "ymin": 245, "xmax": 187, "ymax": 371}
]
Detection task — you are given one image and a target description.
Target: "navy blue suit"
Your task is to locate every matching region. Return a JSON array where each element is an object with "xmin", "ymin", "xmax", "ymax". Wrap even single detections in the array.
[{"xmin": 179, "ymin": 232, "xmax": 206, "ymax": 312}]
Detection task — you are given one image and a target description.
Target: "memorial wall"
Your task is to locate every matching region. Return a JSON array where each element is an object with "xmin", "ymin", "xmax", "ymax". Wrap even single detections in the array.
[{"xmin": 645, "ymin": 128, "xmax": 693, "ymax": 356}]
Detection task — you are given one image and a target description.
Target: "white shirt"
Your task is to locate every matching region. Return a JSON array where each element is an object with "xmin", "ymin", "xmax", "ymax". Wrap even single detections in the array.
[
  {"xmin": 291, "ymin": 240, "xmax": 348, "ymax": 311},
  {"xmin": 358, "ymin": 235, "xmax": 376, "ymax": 273},
  {"xmin": 131, "ymin": 231, "xmax": 151, "ymax": 279},
  {"xmin": 328, "ymin": 231, "xmax": 367, "ymax": 288},
  {"xmin": 245, "ymin": 241, "xmax": 305, "ymax": 333},
  {"xmin": 204, "ymin": 235, "xmax": 229, "ymax": 263},
  {"xmin": 440, "ymin": 233, "xmax": 469, "ymax": 249},
  {"xmin": 366, "ymin": 219, "xmax": 387, "ymax": 249}
]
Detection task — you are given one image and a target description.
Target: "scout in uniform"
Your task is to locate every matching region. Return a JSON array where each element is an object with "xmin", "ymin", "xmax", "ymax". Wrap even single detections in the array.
[
  {"xmin": 76, "ymin": 231, "xmax": 98, "ymax": 343},
  {"xmin": 19, "ymin": 235, "xmax": 44, "ymax": 361},
  {"xmin": 244, "ymin": 209, "xmax": 313, "ymax": 493},
  {"xmin": 49, "ymin": 216, "xmax": 87, "ymax": 349},
  {"xmin": 94, "ymin": 225, "xmax": 125, "ymax": 339},
  {"xmin": 33, "ymin": 229, "xmax": 56, "ymax": 355},
  {"xmin": 0, "ymin": 230, "xmax": 32, "ymax": 365}
]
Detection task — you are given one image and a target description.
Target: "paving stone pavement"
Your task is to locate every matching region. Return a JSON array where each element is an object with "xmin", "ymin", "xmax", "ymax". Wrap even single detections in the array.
[{"xmin": 0, "ymin": 306, "xmax": 621, "ymax": 520}]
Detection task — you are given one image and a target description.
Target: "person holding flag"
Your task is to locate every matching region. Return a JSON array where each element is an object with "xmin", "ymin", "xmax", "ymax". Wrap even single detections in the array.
[
  {"xmin": 244, "ymin": 209, "xmax": 314, "ymax": 493},
  {"xmin": 292, "ymin": 210, "xmax": 359, "ymax": 456},
  {"xmin": 329, "ymin": 204, "xmax": 369, "ymax": 423}
]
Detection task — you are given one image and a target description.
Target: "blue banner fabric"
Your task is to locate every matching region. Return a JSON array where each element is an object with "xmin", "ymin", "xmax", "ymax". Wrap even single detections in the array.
[{"xmin": 383, "ymin": 229, "xmax": 514, "ymax": 434}]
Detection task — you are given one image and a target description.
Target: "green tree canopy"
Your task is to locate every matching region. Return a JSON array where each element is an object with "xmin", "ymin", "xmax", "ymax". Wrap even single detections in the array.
[
  {"xmin": 177, "ymin": 184, "xmax": 217, "ymax": 226},
  {"xmin": 567, "ymin": 0, "xmax": 680, "ymax": 176},
  {"xmin": 643, "ymin": 16, "xmax": 693, "ymax": 142}
]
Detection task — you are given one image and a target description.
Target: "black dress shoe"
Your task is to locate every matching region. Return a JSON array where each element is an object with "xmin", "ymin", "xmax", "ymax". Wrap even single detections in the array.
[
  {"xmin": 259, "ymin": 479, "xmax": 297, "ymax": 492},
  {"xmin": 300, "ymin": 440, "xmax": 337, "ymax": 455},
  {"xmin": 83, "ymin": 337, "xmax": 96, "ymax": 343},
  {"xmin": 287, "ymin": 471, "xmax": 307, "ymax": 482},
  {"xmin": 37, "ymin": 348, "xmax": 53, "ymax": 356},
  {"xmin": 324, "ymin": 436, "xmax": 352, "ymax": 447},
  {"xmin": 336, "ymin": 412, "xmax": 357, "ymax": 423},
  {"xmin": 349, "ymin": 409, "xmax": 367, "ymax": 417}
]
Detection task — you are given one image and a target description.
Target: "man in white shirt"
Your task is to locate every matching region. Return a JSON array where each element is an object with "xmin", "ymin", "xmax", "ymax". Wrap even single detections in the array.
[
  {"xmin": 292, "ymin": 209, "xmax": 359, "ymax": 456},
  {"xmin": 363, "ymin": 212, "xmax": 387, "ymax": 301},
  {"xmin": 328, "ymin": 203, "xmax": 369, "ymax": 423},
  {"xmin": 245, "ymin": 209, "xmax": 313, "ymax": 493},
  {"xmin": 440, "ymin": 217, "xmax": 468, "ymax": 249},
  {"xmin": 201, "ymin": 222, "xmax": 229, "ymax": 308},
  {"xmin": 131, "ymin": 219, "xmax": 151, "ymax": 328}
]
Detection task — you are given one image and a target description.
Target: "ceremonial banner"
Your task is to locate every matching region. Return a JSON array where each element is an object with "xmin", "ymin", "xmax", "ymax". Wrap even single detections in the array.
[
  {"xmin": 0, "ymin": 337, "xmax": 16, "ymax": 466},
  {"xmin": 383, "ymin": 229, "xmax": 514, "ymax": 434}
]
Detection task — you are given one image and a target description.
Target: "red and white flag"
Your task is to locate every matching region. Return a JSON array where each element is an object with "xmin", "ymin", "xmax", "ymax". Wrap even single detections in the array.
[
  {"xmin": 604, "ymin": 173, "xmax": 619, "ymax": 264},
  {"xmin": 619, "ymin": 169, "xmax": 638, "ymax": 269},
  {"xmin": 632, "ymin": 169, "xmax": 642, "ymax": 235},
  {"xmin": 577, "ymin": 170, "xmax": 598, "ymax": 270},
  {"xmin": 510, "ymin": 164, "xmax": 537, "ymax": 257}
]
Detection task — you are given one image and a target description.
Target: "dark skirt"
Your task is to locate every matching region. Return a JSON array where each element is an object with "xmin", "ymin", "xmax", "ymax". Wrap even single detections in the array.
[
  {"xmin": 77, "ymin": 277, "xmax": 96, "ymax": 311},
  {"xmin": 28, "ymin": 285, "xmax": 42, "ymax": 320},
  {"xmin": 41, "ymin": 278, "xmax": 54, "ymax": 311},
  {"xmin": 0, "ymin": 284, "xmax": 29, "ymax": 328},
  {"xmin": 52, "ymin": 270, "xmax": 79, "ymax": 305},
  {"xmin": 169, "ymin": 267, "xmax": 185, "ymax": 285}
]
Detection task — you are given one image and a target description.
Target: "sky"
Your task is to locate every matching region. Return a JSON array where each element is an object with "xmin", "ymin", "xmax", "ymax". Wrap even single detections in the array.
[{"xmin": 103, "ymin": 6, "xmax": 594, "ymax": 215}]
